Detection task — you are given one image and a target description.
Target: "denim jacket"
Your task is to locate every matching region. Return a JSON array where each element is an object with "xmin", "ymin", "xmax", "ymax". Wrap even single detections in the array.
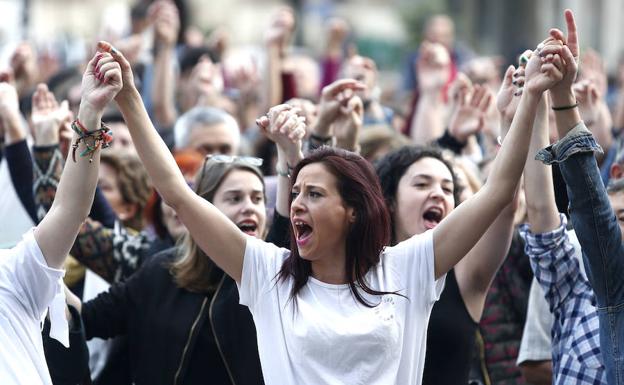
[{"xmin": 537, "ymin": 121, "xmax": 624, "ymax": 385}]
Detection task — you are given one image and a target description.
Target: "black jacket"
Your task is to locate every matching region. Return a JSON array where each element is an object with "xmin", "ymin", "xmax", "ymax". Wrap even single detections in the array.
[{"xmin": 81, "ymin": 248, "xmax": 264, "ymax": 385}]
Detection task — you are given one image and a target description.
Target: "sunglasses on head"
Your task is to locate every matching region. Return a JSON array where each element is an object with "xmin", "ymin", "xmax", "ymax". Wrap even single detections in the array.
[{"xmin": 206, "ymin": 154, "xmax": 264, "ymax": 167}]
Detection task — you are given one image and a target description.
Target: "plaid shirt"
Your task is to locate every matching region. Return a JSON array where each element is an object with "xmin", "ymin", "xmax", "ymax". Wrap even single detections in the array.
[{"xmin": 520, "ymin": 214, "xmax": 606, "ymax": 384}]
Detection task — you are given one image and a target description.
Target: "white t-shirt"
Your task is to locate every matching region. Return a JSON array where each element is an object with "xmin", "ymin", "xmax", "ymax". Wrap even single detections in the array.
[
  {"xmin": 0, "ymin": 229, "xmax": 65, "ymax": 385},
  {"xmin": 239, "ymin": 230, "xmax": 445, "ymax": 385}
]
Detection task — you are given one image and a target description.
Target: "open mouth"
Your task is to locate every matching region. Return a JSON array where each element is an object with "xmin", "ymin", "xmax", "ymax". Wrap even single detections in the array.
[
  {"xmin": 293, "ymin": 220, "xmax": 313, "ymax": 246},
  {"xmin": 237, "ymin": 220, "xmax": 258, "ymax": 236},
  {"xmin": 423, "ymin": 207, "xmax": 443, "ymax": 230}
]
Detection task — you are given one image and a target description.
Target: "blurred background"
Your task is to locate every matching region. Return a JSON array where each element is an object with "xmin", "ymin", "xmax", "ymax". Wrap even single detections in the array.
[{"xmin": 2, "ymin": 0, "xmax": 623, "ymax": 74}]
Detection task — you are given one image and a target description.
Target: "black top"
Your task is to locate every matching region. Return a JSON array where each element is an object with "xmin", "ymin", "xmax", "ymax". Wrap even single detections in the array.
[
  {"xmin": 82, "ymin": 249, "xmax": 263, "ymax": 385},
  {"xmin": 422, "ymin": 269, "xmax": 478, "ymax": 385}
]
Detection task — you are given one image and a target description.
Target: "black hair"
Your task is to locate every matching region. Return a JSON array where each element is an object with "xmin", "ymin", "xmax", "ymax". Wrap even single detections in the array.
[{"xmin": 374, "ymin": 145, "xmax": 460, "ymax": 243}]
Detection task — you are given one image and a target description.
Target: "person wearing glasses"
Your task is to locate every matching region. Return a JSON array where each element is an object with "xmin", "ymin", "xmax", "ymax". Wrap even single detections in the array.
[
  {"xmin": 101, "ymin": 37, "xmax": 567, "ymax": 384},
  {"xmin": 64, "ymin": 151, "xmax": 273, "ymax": 384}
]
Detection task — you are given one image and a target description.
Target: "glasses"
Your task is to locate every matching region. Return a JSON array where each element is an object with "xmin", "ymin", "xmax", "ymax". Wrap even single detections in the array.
[{"xmin": 206, "ymin": 154, "xmax": 264, "ymax": 167}]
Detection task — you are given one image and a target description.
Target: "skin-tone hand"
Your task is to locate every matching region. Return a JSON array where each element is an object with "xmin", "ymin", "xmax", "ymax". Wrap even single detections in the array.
[
  {"xmin": 579, "ymin": 49, "xmax": 607, "ymax": 97},
  {"xmin": 257, "ymin": 104, "xmax": 305, "ymax": 166},
  {"xmin": 449, "ymin": 84, "xmax": 493, "ymax": 143},
  {"xmin": 416, "ymin": 41, "xmax": 451, "ymax": 94},
  {"xmin": 264, "ymin": 7, "xmax": 295, "ymax": 54},
  {"xmin": 573, "ymin": 79, "xmax": 600, "ymax": 126},
  {"xmin": 257, "ymin": 104, "xmax": 305, "ymax": 217},
  {"xmin": 0, "ymin": 81, "xmax": 24, "ymax": 144},
  {"xmin": 10, "ymin": 42, "xmax": 38, "ymax": 96},
  {"xmin": 313, "ymin": 79, "xmax": 366, "ymax": 137},
  {"xmin": 150, "ymin": 0, "xmax": 180, "ymax": 48},
  {"xmin": 193, "ymin": 58, "xmax": 224, "ymax": 106},
  {"xmin": 80, "ymin": 52, "xmax": 124, "ymax": 115},
  {"xmin": 207, "ymin": 27, "xmax": 229, "ymax": 60},
  {"xmin": 524, "ymin": 44, "xmax": 565, "ymax": 96},
  {"xmin": 325, "ymin": 18, "xmax": 349, "ymax": 59},
  {"xmin": 97, "ymin": 41, "xmax": 137, "ymax": 103},
  {"xmin": 496, "ymin": 65, "xmax": 523, "ymax": 126},
  {"xmin": 546, "ymin": 10, "xmax": 579, "ymax": 107},
  {"xmin": 31, "ymin": 84, "xmax": 72, "ymax": 146},
  {"xmin": 333, "ymin": 95, "xmax": 363, "ymax": 152}
]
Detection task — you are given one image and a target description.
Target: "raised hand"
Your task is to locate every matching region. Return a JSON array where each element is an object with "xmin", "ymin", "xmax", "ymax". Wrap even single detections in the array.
[
  {"xmin": 416, "ymin": 41, "xmax": 451, "ymax": 94},
  {"xmin": 524, "ymin": 43, "xmax": 565, "ymax": 96},
  {"xmin": 10, "ymin": 42, "xmax": 38, "ymax": 96},
  {"xmin": 31, "ymin": 83, "xmax": 72, "ymax": 146},
  {"xmin": 257, "ymin": 104, "xmax": 305, "ymax": 167},
  {"xmin": 547, "ymin": 10, "xmax": 579, "ymax": 104},
  {"xmin": 314, "ymin": 79, "xmax": 366, "ymax": 136},
  {"xmin": 80, "ymin": 51, "xmax": 123, "ymax": 114},
  {"xmin": 449, "ymin": 84, "xmax": 493, "ymax": 143},
  {"xmin": 97, "ymin": 41, "xmax": 136, "ymax": 102},
  {"xmin": 496, "ymin": 64, "xmax": 524, "ymax": 129},
  {"xmin": 150, "ymin": 0, "xmax": 180, "ymax": 48},
  {"xmin": 264, "ymin": 7, "xmax": 296, "ymax": 54},
  {"xmin": 579, "ymin": 49, "xmax": 607, "ymax": 97},
  {"xmin": 333, "ymin": 95, "xmax": 363, "ymax": 152},
  {"xmin": 0, "ymin": 81, "xmax": 24, "ymax": 143},
  {"xmin": 573, "ymin": 79, "xmax": 600, "ymax": 126}
]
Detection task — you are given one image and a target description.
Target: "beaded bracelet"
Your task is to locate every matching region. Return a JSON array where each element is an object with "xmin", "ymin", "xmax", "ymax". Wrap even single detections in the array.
[{"xmin": 71, "ymin": 119, "xmax": 113, "ymax": 163}]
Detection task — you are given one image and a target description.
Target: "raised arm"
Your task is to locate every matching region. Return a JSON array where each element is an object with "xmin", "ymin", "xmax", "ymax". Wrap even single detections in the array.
[
  {"xmin": 306, "ymin": 79, "xmax": 365, "ymax": 152},
  {"xmin": 102, "ymin": 41, "xmax": 247, "ymax": 282},
  {"xmin": 522, "ymin": 90, "xmax": 586, "ymax": 312},
  {"xmin": 34, "ymin": 50, "xmax": 122, "ymax": 269},
  {"xmin": 0, "ymin": 81, "xmax": 37, "ymax": 222},
  {"xmin": 431, "ymin": 44, "xmax": 565, "ymax": 279},
  {"xmin": 410, "ymin": 42, "xmax": 450, "ymax": 144},
  {"xmin": 524, "ymin": 95, "xmax": 560, "ymax": 233},
  {"xmin": 150, "ymin": 0, "xmax": 180, "ymax": 128},
  {"xmin": 452, "ymin": 76, "xmax": 519, "ymax": 320},
  {"xmin": 257, "ymin": 104, "xmax": 305, "ymax": 217}
]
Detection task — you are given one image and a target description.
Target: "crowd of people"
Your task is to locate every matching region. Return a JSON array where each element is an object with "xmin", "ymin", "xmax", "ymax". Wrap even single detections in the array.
[{"xmin": 1, "ymin": 1, "xmax": 624, "ymax": 384}]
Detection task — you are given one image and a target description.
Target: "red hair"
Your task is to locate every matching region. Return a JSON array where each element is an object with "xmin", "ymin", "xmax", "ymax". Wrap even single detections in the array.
[{"xmin": 144, "ymin": 149, "xmax": 203, "ymax": 238}]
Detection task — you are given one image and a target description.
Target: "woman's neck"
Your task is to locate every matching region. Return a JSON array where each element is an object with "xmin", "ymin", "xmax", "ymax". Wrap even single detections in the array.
[{"xmin": 310, "ymin": 250, "xmax": 348, "ymax": 284}]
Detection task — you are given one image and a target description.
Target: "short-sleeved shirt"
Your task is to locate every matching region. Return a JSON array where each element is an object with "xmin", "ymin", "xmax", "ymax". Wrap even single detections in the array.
[
  {"xmin": 0, "ymin": 229, "xmax": 65, "ymax": 384},
  {"xmin": 238, "ymin": 230, "xmax": 445, "ymax": 385}
]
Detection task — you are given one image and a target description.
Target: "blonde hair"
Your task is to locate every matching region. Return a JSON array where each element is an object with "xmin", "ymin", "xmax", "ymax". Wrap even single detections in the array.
[{"xmin": 170, "ymin": 157, "xmax": 264, "ymax": 292}]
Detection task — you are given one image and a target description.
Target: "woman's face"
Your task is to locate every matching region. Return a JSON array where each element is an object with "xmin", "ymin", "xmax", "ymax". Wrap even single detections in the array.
[
  {"xmin": 212, "ymin": 169, "xmax": 266, "ymax": 238},
  {"xmin": 160, "ymin": 200, "xmax": 187, "ymax": 240},
  {"xmin": 393, "ymin": 157, "xmax": 455, "ymax": 242},
  {"xmin": 290, "ymin": 163, "xmax": 354, "ymax": 262},
  {"xmin": 99, "ymin": 163, "xmax": 133, "ymax": 221}
]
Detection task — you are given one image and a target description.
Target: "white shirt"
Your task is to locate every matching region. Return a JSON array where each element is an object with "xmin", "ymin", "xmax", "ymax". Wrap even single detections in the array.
[
  {"xmin": 239, "ymin": 230, "xmax": 445, "ymax": 385},
  {"xmin": 0, "ymin": 229, "xmax": 66, "ymax": 385}
]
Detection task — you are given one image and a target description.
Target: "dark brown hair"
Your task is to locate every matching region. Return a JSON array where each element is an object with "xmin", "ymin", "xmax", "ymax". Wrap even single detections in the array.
[{"xmin": 278, "ymin": 147, "xmax": 395, "ymax": 307}]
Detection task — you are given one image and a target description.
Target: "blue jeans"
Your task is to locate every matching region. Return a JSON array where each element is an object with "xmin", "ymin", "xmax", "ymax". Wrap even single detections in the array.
[{"xmin": 537, "ymin": 122, "xmax": 624, "ymax": 384}]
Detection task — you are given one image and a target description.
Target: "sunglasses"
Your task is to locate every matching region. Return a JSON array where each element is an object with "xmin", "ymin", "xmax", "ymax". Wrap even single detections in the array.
[{"xmin": 206, "ymin": 154, "xmax": 264, "ymax": 167}]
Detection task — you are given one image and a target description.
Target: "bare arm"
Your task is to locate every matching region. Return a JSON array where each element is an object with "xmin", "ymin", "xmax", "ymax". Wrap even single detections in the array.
[
  {"xmin": 35, "ymin": 52, "xmax": 122, "ymax": 269},
  {"xmin": 454, "ymin": 200, "xmax": 515, "ymax": 320},
  {"xmin": 150, "ymin": 0, "xmax": 179, "ymax": 128},
  {"xmin": 257, "ymin": 104, "xmax": 305, "ymax": 217},
  {"xmin": 524, "ymin": 95, "xmax": 560, "ymax": 233},
  {"xmin": 104, "ymin": 42, "xmax": 247, "ymax": 282},
  {"xmin": 410, "ymin": 42, "xmax": 450, "ymax": 144},
  {"xmin": 432, "ymin": 47, "xmax": 565, "ymax": 279},
  {"xmin": 519, "ymin": 361, "xmax": 553, "ymax": 385}
]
